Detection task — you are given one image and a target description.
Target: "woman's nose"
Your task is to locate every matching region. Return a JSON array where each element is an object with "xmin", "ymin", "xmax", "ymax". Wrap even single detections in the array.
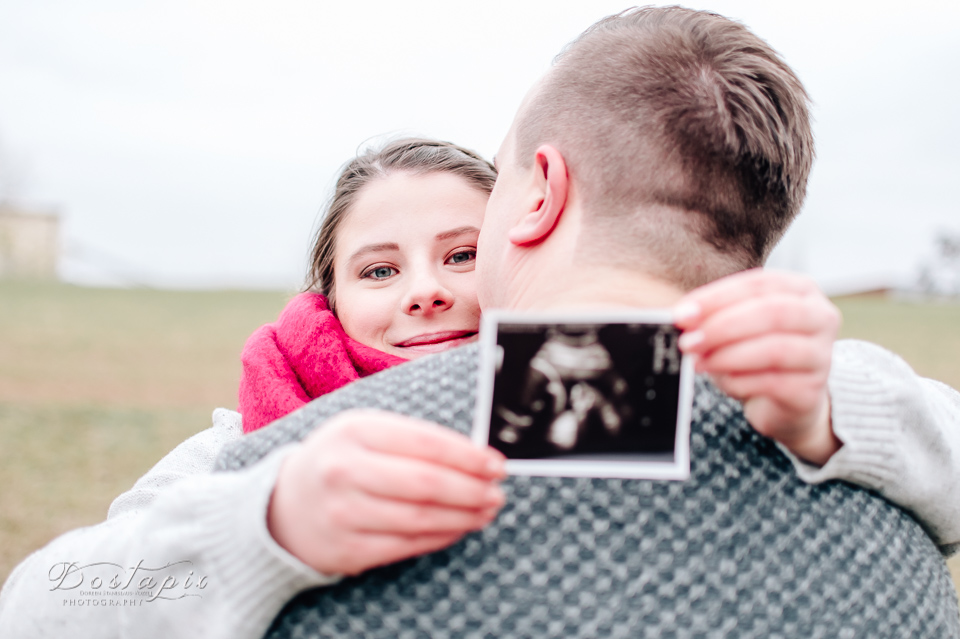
[{"xmin": 403, "ymin": 272, "xmax": 454, "ymax": 316}]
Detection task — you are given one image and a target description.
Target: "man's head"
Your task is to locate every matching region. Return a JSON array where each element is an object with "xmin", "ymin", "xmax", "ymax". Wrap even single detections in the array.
[{"xmin": 477, "ymin": 6, "xmax": 813, "ymax": 309}]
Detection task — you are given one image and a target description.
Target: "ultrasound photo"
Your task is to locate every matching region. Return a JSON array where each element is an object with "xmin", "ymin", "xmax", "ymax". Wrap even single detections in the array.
[{"xmin": 473, "ymin": 311, "xmax": 693, "ymax": 480}]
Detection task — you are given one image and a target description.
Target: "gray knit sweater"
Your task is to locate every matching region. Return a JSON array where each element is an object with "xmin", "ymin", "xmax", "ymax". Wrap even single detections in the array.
[{"xmin": 217, "ymin": 344, "xmax": 960, "ymax": 638}]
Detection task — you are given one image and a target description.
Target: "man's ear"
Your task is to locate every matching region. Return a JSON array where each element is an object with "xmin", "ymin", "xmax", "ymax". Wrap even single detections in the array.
[{"xmin": 507, "ymin": 144, "xmax": 569, "ymax": 246}]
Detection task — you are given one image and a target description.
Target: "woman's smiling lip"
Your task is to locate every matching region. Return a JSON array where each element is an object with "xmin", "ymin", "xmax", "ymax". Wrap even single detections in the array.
[{"xmin": 393, "ymin": 330, "xmax": 478, "ymax": 353}]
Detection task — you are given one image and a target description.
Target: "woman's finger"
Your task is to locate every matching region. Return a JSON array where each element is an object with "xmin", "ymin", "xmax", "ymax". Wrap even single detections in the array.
[
  {"xmin": 335, "ymin": 531, "xmax": 467, "ymax": 576},
  {"xmin": 674, "ymin": 268, "xmax": 819, "ymax": 328},
  {"xmin": 710, "ymin": 370, "xmax": 826, "ymax": 412},
  {"xmin": 678, "ymin": 293, "xmax": 840, "ymax": 354},
  {"xmin": 331, "ymin": 410, "xmax": 506, "ymax": 479},
  {"xmin": 325, "ymin": 490, "xmax": 498, "ymax": 535},
  {"xmin": 322, "ymin": 445, "xmax": 504, "ymax": 510},
  {"xmin": 696, "ymin": 334, "xmax": 830, "ymax": 374}
]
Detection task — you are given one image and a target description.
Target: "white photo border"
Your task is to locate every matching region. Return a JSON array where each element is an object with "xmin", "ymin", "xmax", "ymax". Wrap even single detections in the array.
[{"xmin": 473, "ymin": 309, "xmax": 693, "ymax": 480}]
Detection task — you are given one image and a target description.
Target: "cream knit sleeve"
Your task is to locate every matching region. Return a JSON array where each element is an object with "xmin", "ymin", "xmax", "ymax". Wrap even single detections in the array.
[{"xmin": 786, "ymin": 339, "xmax": 960, "ymax": 554}]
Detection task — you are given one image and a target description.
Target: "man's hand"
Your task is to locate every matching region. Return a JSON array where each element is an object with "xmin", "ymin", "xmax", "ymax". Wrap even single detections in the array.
[
  {"xmin": 673, "ymin": 269, "xmax": 843, "ymax": 466},
  {"xmin": 267, "ymin": 410, "xmax": 507, "ymax": 577}
]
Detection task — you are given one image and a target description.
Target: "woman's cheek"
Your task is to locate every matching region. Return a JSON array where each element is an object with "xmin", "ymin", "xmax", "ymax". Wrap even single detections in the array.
[
  {"xmin": 456, "ymin": 273, "xmax": 482, "ymax": 321},
  {"xmin": 337, "ymin": 287, "xmax": 394, "ymax": 346}
]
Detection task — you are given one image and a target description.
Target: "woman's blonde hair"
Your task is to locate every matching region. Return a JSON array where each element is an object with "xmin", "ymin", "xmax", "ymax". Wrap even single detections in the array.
[{"xmin": 305, "ymin": 138, "xmax": 497, "ymax": 311}]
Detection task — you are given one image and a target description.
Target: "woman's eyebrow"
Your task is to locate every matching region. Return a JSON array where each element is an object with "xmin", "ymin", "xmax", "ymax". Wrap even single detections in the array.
[
  {"xmin": 347, "ymin": 242, "xmax": 399, "ymax": 262},
  {"xmin": 435, "ymin": 226, "xmax": 480, "ymax": 242}
]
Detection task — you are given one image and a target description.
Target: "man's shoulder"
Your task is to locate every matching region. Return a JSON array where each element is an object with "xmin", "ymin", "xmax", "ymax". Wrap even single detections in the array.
[{"xmin": 217, "ymin": 344, "xmax": 481, "ymax": 471}]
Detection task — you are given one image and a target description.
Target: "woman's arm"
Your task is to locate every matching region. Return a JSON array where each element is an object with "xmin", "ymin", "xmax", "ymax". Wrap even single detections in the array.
[
  {"xmin": 792, "ymin": 339, "xmax": 960, "ymax": 553},
  {"xmin": 0, "ymin": 410, "xmax": 335, "ymax": 639}
]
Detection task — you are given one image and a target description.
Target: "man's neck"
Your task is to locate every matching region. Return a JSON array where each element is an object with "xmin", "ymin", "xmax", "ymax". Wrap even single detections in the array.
[{"xmin": 509, "ymin": 266, "xmax": 685, "ymax": 312}]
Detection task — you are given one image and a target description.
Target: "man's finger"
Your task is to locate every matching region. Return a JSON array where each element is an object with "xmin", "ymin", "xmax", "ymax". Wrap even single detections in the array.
[
  {"xmin": 678, "ymin": 293, "xmax": 840, "ymax": 353},
  {"xmin": 674, "ymin": 268, "xmax": 819, "ymax": 328}
]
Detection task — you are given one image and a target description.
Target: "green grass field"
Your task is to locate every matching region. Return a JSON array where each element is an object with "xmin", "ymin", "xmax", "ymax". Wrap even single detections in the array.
[
  {"xmin": 1, "ymin": 282, "xmax": 958, "ymax": 598},
  {"xmin": 0, "ymin": 281, "xmax": 292, "ymax": 583}
]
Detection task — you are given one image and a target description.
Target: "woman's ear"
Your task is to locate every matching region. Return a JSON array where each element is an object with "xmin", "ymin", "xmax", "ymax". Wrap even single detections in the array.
[{"xmin": 508, "ymin": 145, "xmax": 569, "ymax": 246}]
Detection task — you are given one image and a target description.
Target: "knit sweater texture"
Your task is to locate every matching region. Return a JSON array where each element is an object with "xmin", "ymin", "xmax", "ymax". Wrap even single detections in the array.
[{"xmin": 218, "ymin": 342, "xmax": 960, "ymax": 638}]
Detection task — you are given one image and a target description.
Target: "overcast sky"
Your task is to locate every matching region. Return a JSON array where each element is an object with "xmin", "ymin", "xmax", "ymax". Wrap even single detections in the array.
[{"xmin": 1, "ymin": 0, "xmax": 957, "ymax": 291}]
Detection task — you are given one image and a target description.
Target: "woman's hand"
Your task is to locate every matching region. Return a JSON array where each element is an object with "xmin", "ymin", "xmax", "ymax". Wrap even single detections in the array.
[
  {"xmin": 674, "ymin": 269, "xmax": 843, "ymax": 466},
  {"xmin": 267, "ymin": 409, "xmax": 506, "ymax": 577}
]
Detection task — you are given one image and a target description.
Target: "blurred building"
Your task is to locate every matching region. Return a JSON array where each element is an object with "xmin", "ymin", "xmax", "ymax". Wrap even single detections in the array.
[{"xmin": 0, "ymin": 203, "xmax": 59, "ymax": 280}]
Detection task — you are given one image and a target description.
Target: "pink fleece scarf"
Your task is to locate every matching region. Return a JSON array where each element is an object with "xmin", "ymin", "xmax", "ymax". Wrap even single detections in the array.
[{"xmin": 238, "ymin": 292, "xmax": 406, "ymax": 433}]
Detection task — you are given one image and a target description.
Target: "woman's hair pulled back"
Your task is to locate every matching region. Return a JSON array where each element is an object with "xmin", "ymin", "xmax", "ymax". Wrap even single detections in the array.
[{"xmin": 306, "ymin": 137, "xmax": 497, "ymax": 308}]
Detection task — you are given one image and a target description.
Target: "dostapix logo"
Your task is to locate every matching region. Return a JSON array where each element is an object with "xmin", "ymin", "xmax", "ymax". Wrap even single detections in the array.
[{"xmin": 49, "ymin": 560, "xmax": 209, "ymax": 606}]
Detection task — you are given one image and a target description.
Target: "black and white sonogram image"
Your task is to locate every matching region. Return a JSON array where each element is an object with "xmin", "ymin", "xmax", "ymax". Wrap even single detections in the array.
[{"xmin": 473, "ymin": 311, "xmax": 693, "ymax": 480}]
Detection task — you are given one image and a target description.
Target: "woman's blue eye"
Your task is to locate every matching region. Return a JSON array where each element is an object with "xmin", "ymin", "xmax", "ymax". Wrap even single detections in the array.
[
  {"xmin": 448, "ymin": 250, "xmax": 476, "ymax": 264},
  {"xmin": 366, "ymin": 266, "xmax": 396, "ymax": 279}
]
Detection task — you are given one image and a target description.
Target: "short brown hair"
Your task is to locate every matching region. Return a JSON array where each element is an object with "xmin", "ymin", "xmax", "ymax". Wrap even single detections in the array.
[
  {"xmin": 515, "ymin": 6, "xmax": 813, "ymax": 288},
  {"xmin": 306, "ymin": 138, "xmax": 497, "ymax": 309}
]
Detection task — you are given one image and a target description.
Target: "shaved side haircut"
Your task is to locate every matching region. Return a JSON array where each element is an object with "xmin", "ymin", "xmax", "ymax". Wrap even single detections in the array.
[{"xmin": 515, "ymin": 6, "xmax": 814, "ymax": 288}]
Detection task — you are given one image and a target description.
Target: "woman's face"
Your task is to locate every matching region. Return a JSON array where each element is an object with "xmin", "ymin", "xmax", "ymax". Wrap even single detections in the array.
[{"xmin": 332, "ymin": 171, "xmax": 487, "ymax": 359}]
